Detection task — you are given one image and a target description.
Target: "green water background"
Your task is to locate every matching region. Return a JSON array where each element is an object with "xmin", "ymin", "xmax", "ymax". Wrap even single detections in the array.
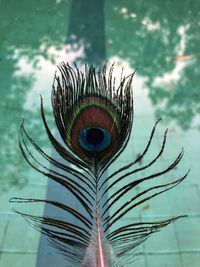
[{"xmin": 0, "ymin": 0, "xmax": 200, "ymax": 266}]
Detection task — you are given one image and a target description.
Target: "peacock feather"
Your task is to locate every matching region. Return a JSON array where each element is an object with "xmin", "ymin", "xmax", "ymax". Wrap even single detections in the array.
[{"xmin": 10, "ymin": 62, "xmax": 189, "ymax": 267}]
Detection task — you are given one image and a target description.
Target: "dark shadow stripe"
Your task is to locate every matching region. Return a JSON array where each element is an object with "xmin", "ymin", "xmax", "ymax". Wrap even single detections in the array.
[
  {"xmin": 67, "ymin": 0, "xmax": 106, "ymax": 65},
  {"xmin": 37, "ymin": 1, "xmax": 106, "ymax": 266}
]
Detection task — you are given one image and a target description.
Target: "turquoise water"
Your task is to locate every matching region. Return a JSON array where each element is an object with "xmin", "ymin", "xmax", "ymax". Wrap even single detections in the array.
[{"xmin": 0, "ymin": 0, "xmax": 200, "ymax": 266}]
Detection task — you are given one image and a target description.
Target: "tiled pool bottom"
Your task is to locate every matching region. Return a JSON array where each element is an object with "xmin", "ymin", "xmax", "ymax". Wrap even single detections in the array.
[
  {"xmin": 0, "ymin": 151, "xmax": 200, "ymax": 267},
  {"xmin": 0, "ymin": 96, "xmax": 200, "ymax": 267}
]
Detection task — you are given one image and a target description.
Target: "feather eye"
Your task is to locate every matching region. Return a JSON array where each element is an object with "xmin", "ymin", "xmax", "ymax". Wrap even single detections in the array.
[
  {"xmin": 10, "ymin": 62, "xmax": 189, "ymax": 267},
  {"xmin": 51, "ymin": 62, "xmax": 134, "ymax": 174}
]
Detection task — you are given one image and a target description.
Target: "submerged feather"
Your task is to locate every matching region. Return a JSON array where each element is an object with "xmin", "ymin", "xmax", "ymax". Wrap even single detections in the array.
[{"xmin": 10, "ymin": 62, "xmax": 189, "ymax": 266}]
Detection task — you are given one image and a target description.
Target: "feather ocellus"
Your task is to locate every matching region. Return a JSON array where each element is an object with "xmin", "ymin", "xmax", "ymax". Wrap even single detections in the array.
[{"xmin": 10, "ymin": 62, "xmax": 189, "ymax": 267}]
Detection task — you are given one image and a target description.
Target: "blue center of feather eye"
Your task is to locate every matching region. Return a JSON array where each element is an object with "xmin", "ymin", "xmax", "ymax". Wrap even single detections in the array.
[
  {"xmin": 85, "ymin": 128, "xmax": 104, "ymax": 145},
  {"xmin": 78, "ymin": 127, "xmax": 111, "ymax": 152}
]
